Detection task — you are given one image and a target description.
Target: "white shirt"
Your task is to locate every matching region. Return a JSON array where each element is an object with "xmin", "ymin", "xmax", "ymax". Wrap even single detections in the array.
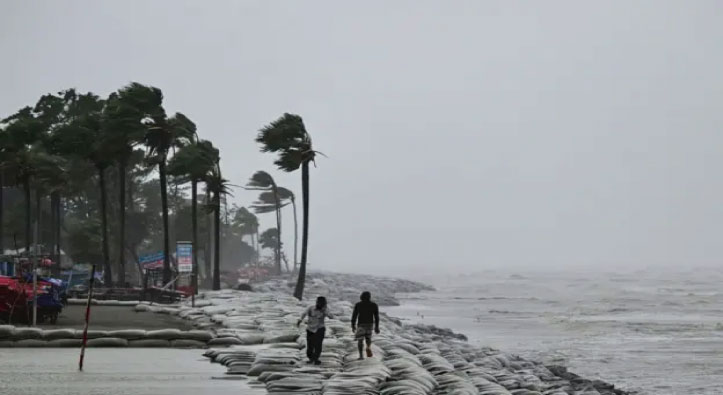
[{"xmin": 300, "ymin": 305, "xmax": 334, "ymax": 333}]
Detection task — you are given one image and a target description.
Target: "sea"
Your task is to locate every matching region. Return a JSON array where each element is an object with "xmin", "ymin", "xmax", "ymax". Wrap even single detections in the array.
[{"xmin": 388, "ymin": 267, "xmax": 723, "ymax": 395}]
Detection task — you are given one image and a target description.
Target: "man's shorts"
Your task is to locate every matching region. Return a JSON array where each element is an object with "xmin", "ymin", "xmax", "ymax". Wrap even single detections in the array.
[{"xmin": 355, "ymin": 324, "xmax": 374, "ymax": 341}]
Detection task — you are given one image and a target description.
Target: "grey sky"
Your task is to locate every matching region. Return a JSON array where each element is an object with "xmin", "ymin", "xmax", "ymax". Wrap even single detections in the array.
[{"xmin": 2, "ymin": 1, "xmax": 721, "ymax": 276}]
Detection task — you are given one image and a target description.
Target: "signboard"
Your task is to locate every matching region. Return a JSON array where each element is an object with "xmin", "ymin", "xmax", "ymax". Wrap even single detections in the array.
[
  {"xmin": 176, "ymin": 242, "xmax": 193, "ymax": 273},
  {"xmin": 140, "ymin": 252, "xmax": 164, "ymax": 270}
]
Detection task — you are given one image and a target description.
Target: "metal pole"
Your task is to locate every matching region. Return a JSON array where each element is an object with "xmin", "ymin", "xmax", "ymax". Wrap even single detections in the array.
[
  {"xmin": 79, "ymin": 264, "xmax": 96, "ymax": 371},
  {"xmin": 32, "ymin": 206, "xmax": 39, "ymax": 326}
]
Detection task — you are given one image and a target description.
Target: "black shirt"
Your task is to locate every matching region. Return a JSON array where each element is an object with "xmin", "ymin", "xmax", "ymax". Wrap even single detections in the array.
[{"xmin": 352, "ymin": 300, "xmax": 379, "ymax": 328}]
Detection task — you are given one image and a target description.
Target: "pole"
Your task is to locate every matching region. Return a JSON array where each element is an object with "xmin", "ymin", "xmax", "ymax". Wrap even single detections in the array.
[
  {"xmin": 32, "ymin": 196, "xmax": 39, "ymax": 327},
  {"xmin": 78, "ymin": 264, "xmax": 96, "ymax": 371}
]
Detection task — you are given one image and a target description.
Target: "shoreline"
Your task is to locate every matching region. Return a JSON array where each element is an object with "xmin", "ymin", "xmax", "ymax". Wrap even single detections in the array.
[{"xmin": 197, "ymin": 272, "xmax": 633, "ymax": 394}]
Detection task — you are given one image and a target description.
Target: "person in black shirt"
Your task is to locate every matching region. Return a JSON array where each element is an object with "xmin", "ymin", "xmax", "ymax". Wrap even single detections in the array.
[{"xmin": 351, "ymin": 291, "xmax": 380, "ymax": 360}]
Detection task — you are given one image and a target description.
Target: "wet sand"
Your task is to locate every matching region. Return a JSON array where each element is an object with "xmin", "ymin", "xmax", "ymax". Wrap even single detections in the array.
[{"xmin": 0, "ymin": 348, "xmax": 263, "ymax": 395}]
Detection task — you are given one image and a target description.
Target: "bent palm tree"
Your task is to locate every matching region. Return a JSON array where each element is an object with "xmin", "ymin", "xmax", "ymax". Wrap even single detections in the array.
[
  {"xmin": 132, "ymin": 84, "xmax": 193, "ymax": 284},
  {"xmin": 246, "ymin": 171, "xmax": 284, "ymax": 274},
  {"xmin": 205, "ymin": 166, "xmax": 231, "ymax": 290},
  {"xmin": 256, "ymin": 113, "xmax": 317, "ymax": 300}
]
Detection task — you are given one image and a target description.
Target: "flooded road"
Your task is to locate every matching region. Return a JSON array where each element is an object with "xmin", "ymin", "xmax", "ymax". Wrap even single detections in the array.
[{"xmin": 0, "ymin": 348, "xmax": 264, "ymax": 395}]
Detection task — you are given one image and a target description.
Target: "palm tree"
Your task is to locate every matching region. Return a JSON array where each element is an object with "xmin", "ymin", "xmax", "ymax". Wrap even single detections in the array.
[
  {"xmin": 1, "ymin": 107, "xmax": 44, "ymax": 254},
  {"xmin": 49, "ymin": 92, "xmax": 114, "ymax": 284},
  {"xmin": 231, "ymin": 206, "xmax": 260, "ymax": 265},
  {"xmin": 246, "ymin": 171, "xmax": 284, "ymax": 274},
  {"xmin": 168, "ymin": 139, "xmax": 219, "ymax": 292},
  {"xmin": 205, "ymin": 166, "xmax": 231, "ymax": 290},
  {"xmin": 102, "ymin": 85, "xmax": 152, "ymax": 286},
  {"xmin": 256, "ymin": 113, "xmax": 317, "ymax": 300},
  {"xmin": 258, "ymin": 228, "xmax": 281, "ymax": 258},
  {"xmin": 278, "ymin": 188, "xmax": 298, "ymax": 271},
  {"xmin": 130, "ymin": 84, "xmax": 193, "ymax": 285}
]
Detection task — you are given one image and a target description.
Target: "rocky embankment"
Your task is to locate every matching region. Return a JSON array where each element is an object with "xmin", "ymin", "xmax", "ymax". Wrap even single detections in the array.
[{"xmin": 173, "ymin": 273, "xmax": 631, "ymax": 395}]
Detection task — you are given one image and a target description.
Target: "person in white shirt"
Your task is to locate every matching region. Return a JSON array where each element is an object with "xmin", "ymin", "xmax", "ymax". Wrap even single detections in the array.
[{"xmin": 297, "ymin": 296, "xmax": 333, "ymax": 365}]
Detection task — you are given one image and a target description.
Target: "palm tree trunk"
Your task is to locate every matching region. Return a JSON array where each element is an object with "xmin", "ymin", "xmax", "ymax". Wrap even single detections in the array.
[
  {"xmin": 291, "ymin": 196, "xmax": 298, "ymax": 272},
  {"xmin": 159, "ymin": 158, "xmax": 171, "ymax": 285},
  {"xmin": 293, "ymin": 161, "xmax": 310, "ymax": 300},
  {"xmin": 212, "ymin": 190, "xmax": 221, "ymax": 290},
  {"xmin": 255, "ymin": 228, "xmax": 260, "ymax": 267},
  {"xmin": 117, "ymin": 158, "xmax": 127, "ymax": 286},
  {"xmin": 191, "ymin": 179, "xmax": 198, "ymax": 295},
  {"xmin": 55, "ymin": 193, "xmax": 62, "ymax": 273},
  {"xmin": 24, "ymin": 177, "xmax": 31, "ymax": 254},
  {"xmin": 99, "ymin": 167, "xmax": 112, "ymax": 285},
  {"xmin": 35, "ymin": 189, "xmax": 41, "ymax": 255},
  {"xmin": 204, "ymin": 187, "xmax": 212, "ymax": 287},
  {"xmin": 50, "ymin": 191, "xmax": 60, "ymax": 276},
  {"xmin": 272, "ymin": 185, "xmax": 282, "ymax": 274}
]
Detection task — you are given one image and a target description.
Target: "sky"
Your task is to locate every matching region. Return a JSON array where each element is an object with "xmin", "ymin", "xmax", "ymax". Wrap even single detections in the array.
[{"xmin": 2, "ymin": 1, "xmax": 722, "ymax": 277}]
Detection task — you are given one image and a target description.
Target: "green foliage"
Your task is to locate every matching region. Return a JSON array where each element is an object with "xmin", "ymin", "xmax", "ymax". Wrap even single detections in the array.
[
  {"xmin": 259, "ymin": 228, "xmax": 281, "ymax": 251},
  {"xmin": 256, "ymin": 113, "xmax": 314, "ymax": 172}
]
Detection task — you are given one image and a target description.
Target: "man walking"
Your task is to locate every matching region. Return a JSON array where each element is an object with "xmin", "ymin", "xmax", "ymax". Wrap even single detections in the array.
[
  {"xmin": 298, "ymin": 296, "xmax": 333, "ymax": 365},
  {"xmin": 351, "ymin": 291, "xmax": 380, "ymax": 360}
]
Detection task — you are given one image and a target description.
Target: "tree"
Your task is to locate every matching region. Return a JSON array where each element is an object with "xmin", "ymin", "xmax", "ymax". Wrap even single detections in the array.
[
  {"xmin": 132, "ymin": 84, "xmax": 193, "ymax": 284},
  {"xmin": 258, "ymin": 228, "xmax": 281, "ymax": 255},
  {"xmin": 48, "ymin": 92, "xmax": 114, "ymax": 284},
  {"xmin": 246, "ymin": 171, "xmax": 284, "ymax": 274},
  {"xmin": 231, "ymin": 206, "xmax": 260, "ymax": 264},
  {"xmin": 1, "ymin": 107, "xmax": 44, "ymax": 254},
  {"xmin": 257, "ymin": 113, "xmax": 317, "ymax": 300},
  {"xmin": 168, "ymin": 139, "xmax": 219, "ymax": 292},
  {"xmin": 205, "ymin": 166, "xmax": 231, "ymax": 290},
  {"xmin": 102, "ymin": 85, "xmax": 151, "ymax": 285}
]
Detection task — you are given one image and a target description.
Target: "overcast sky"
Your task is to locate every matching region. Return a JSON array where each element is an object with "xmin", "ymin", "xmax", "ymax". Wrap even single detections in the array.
[{"xmin": 2, "ymin": 1, "xmax": 721, "ymax": 276}]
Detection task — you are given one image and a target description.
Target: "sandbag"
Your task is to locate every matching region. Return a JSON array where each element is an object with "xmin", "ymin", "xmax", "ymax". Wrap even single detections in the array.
[
  {"xmin": 134, "ymin": 304, "xmax": 150, "ymax": 312},
  {"xmin": 43, "ymin": 328, "xmax": 77, "ymax": 340},
  {"xmin": 235, "ymin": 333, "xmax": 266, "ymax": 345},
  {"xmin": 87, "ymin": 337, "xmax": 128, "ymax": 347},
  {"xmin": 170, "ymin": 339, "xmax": 207, "ymax": 348},
  {"xmin": 177, "ymin": 330, "xmax": 213, "ymax": 342},
  {"xmin": 128, "ymin": 339, "xmax": 171, "ymax": 347},
  {"xmin": 0, "ymin": 340, "xmax": 14, "ymax": 347},
  {"xmin": 263, "ymin": 332, "xmax": 299, "ymax": 344},
  {"xmin": 12, "ymin": 327, "xmax": 43, "ymax": 340},
  {"xmin": 15, "ymin": 339, "xmax": 47, "ymax": 347},
  {"xmin": 107, "ymin": 329, "xmax": 147, "ymax": 339},
  {"xmin": 73, "ymin": 330, "xmax": 109, "ymax": 339},
  {"xmin": 247, "ymin": 363, "xmax": 296, "ymax": 377},
  {"xmin": 146, "ymin": 328, "xmax": 182, "ymax": 340},
  {"xmin": 0, "ymin": 325, "xmax": 14, "ymax": 338},
  {"xmin": 48, "ymin": 338, "xmax": 82, "ymax": 347},
  {"xmin": 207, "ymin": 337, "xmax": 243, "ymax": 346}
]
